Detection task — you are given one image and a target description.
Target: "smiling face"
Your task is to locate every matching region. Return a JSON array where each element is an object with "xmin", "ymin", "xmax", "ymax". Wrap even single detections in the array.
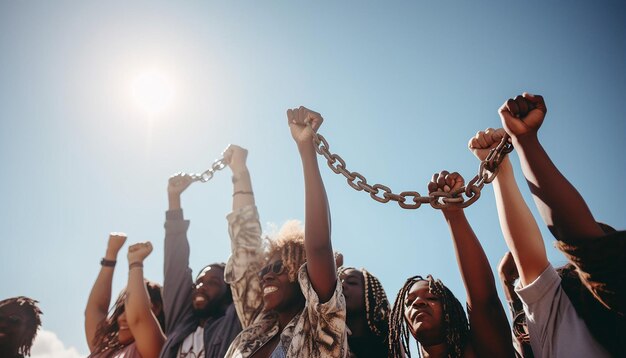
[
  {"xmin": 340, "ymin": 268, "xmax": 365, "ymax": 316},
  {"xmin": 260, "ymin": 254, "xmax": 304, "ymax": 313},
  {"xmin": 116, "ymin": 309, "xmax": 133, "ymax": 345},
  {"xmin": 403, "ymin": 280, "xmax": 445, "ymax": 344},
  {"xmin": 192, "ymin": 265, "xmax": 228, "ymax": 317}
]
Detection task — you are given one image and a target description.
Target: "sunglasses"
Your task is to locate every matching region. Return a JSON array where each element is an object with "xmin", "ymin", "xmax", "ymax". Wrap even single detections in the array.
[{"xmin": 258, "ymin": 260, "xmax": 285, "ymax": 278}]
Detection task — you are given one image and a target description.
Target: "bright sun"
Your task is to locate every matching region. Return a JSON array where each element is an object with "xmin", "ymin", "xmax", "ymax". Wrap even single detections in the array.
[{"xmin": 131, "ymin": 69, "xmax": 175, "ymax": 115}]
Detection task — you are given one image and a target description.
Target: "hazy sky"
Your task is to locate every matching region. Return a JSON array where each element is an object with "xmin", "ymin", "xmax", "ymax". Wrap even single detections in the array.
[{"xmin": 1, "ymin": 1, "xmax": 624, "ymax": 356}]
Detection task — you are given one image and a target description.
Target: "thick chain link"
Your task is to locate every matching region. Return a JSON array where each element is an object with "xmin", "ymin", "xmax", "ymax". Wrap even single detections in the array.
[
  {"xmin": 310, "ymin": 124, "xmax": 513, "ymax": 209},
  {"xmin": 190, "ymin": 158, "xmax": 228, "ymax": 183}
]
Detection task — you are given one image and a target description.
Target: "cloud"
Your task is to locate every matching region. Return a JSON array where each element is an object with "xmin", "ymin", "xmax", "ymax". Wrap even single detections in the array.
[{"xmin": 30, "ymin": 329, "xmax": 84, "ymax": 358}]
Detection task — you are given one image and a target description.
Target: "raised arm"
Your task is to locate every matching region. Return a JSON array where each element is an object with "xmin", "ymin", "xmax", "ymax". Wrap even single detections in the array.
[
  {"xmin": 85, "ymin": 233, "xmax": 126, "ymax": 352},
  {"xmin": 498, "ymin": 94, "xmax": 604, "ymax": 241},
  {"xmin": 223, "ymin": 144, "xmax": 264, "ymax": 328},
  {"xmin": 428, "ymin": 170, "xmax": 514, "ymax": 358},
  {"xmin": 125, "ymin": 242, "xmax": 165, "ymax": 358},
  {"xmin": 287, "ymin": 106, "xmax": 336, "ymax": 303},
  {"xmin": 469, "ymin": 128, "xmax": 548, "ymax": 286},
  {"xmin": 162, "ymin": 173, "xmax": 195, "ymax": 334}
]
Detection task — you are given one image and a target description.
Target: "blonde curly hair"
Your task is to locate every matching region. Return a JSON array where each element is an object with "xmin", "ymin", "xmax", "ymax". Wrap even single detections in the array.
[{"xmin": 265, "ymin": 220, "xmax": 307, "ymax": 282}]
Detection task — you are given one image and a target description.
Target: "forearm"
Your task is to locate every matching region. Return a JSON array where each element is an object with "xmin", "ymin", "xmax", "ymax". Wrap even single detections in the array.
[
  {"xmin": 85, "ymin": 251, "xmax": 117, "ymax": 349},
  {"xmin": 299, "ymin": 143, "xmax": 335, "ymax": 302},
  {"xmin": 514, "ymin": 135, "xmax": 603, "ymax": 240},
  {"xmin": 126, "ymin": 265, "xmax": 165, "ymax": 358},
  {"xmin": 442, "ymin": 210, "xmax": 498, "ymax": 305},
  {"xmin": 232, "ymin": 167, "xmax": 254, "ymax": 210},
  {"xmin": 493, "ymin": 158, "xmax": 549, "ymax": 286}
]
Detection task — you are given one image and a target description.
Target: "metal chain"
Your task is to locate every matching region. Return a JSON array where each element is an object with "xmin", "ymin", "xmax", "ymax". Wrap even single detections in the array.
[
  {"xmin": 309, "ymin": 124, "xmax": 513, "ymax": 209},
  {"xmin": 189, "ymin": 158, "xmax": 228, "ymax": 183}
]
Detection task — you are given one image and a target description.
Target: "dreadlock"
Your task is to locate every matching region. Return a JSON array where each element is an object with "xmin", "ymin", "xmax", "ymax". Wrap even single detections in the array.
[
  {"xmin": 92, "ymin": 280, "xmax": 165, "ymax": 356},
  {"xmin": 389, "ymin": 275, "xmax": 468, "ymax": 358},
  {"xmin": 266, "ymin": 220, "xmax": 307, "ymax": 282},
  {"xmin": 338, "ymin": 267, "xmax": 390, "ymax": 338},
  {"xmin": 0, "ymin": 296, "xmax": 42, "ymax": 357}
]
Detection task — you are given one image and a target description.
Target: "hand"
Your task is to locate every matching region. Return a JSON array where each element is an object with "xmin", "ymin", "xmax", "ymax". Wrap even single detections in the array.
[
  {"xmin": 498, "ymin": 93, "xmax": 547, "ymax": 140},
  {"xmin": 334, "ymin": 252, "xmax": 344, "ymax": 268},
  {"xmin": 468, "ymin": 128, "xmax": 508, "ymax": 161},
  {"xmin": 106, "ymin": 232, "xmax": 127, "ymax": 257},
  {"xmin": 428, "ymin": 171, "xmax": 464, "ymax": 212},
  {"xmin": 286, "ymin": 106, "xmax": 323, "ymax": 147},
  {"xmin": 168, "ymin": 173, "xmax": 194, "ymax": 197},
  {"xmin": 498, "ymin": 251, "xmax": 519, "ymax": 287},
  {"xmin": 127, "ymin": 241, "xmax": 153, "ymax": 263},
  {"xmin": 222, "ymin": 144, "xmax": 248, "ymax": 173}
]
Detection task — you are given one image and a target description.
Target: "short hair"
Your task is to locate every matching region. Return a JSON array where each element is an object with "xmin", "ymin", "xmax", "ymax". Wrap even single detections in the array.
[
  {"xmin": 92, "ymin": 280, "xmax": 165, "ymax": 355},
  {"xmin": 195, "ymin": 263, "xmax": 232, "ymax": 304},
  {"xmin": 265, "ymin": 220, "xmax": 307, "ymax": 282},
  {"xmin": 389, "ymin": 275, "xmax": 469, "ymax": 358},
  {"xmin": 0, "ymin": 296, "xmax": 42, "ymax": 356}
]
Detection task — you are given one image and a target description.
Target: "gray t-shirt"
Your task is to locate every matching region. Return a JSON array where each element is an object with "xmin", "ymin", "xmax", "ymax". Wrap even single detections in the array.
[{"xmin": 515, "ymin": 264, "xmax": 610, "ymax": 358}]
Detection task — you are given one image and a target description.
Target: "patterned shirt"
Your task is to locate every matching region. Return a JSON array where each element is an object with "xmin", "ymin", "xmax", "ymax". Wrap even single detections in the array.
[{"xmin": 224, "ymin": 205, "xmax": 349, "ymax": 358}]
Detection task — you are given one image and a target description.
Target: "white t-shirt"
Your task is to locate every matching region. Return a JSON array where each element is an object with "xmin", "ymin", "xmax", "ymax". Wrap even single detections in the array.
[
  {"xmin": 515, "ymin": 264, "xmax": 610, "ymax": 358},
  {"xmin": 177, "ymin": 326, "xmax": 205, "ymax": 358}
]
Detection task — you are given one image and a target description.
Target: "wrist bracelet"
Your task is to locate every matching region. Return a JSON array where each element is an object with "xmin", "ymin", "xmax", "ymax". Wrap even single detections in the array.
[
  {"xmin": 232, "ymin": 190, "xmax": 253, "ymax": 197},
  {"xmin": 129, "ymin": 262, "xmax": 144, "ymax": 270},
  {"xmin": 100, "ymin": 258, "xmax": 117, "ymax": 267}
]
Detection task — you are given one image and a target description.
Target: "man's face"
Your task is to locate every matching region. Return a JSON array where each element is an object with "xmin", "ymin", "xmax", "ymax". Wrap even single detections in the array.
[
  {"xmin": 192, "ymin": 265, "xmax": 228, "ymax": 316},
  {"xmin": 0, "ymin": 302, "xmax": 31, "ymax": 352}
]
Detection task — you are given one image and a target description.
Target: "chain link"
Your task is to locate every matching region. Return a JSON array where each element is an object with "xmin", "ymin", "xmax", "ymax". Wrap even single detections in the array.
[
  {"xmin": 310, "ymin": 123, "xmax": 513, "ymax": 209},
  {"xmin": 189, "ymin": 158, "xmax": 228, "ymax": 183}
]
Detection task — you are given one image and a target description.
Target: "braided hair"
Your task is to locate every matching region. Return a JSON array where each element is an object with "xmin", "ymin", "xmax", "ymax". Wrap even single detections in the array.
[
  {"xmin": 338, "ymin": 267, "xmax": 390, "ymax": 338},
  {"xmin": 0, "ymin": 296, "xmax": 42, "ymax": 357},
  {"xmin": 389, "ymin": 275, "xmax": 468, "ymax": 358},
  {"xmin": 92, "ymin": 280, "xmax": 165, "ymax": 356}
]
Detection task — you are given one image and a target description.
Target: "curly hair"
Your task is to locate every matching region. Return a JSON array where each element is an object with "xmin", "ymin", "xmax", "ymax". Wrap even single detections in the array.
[
  {"xmin": 338, "ymin": 267, "xmax": 390, "ymax": 338},
  {"xmin": 0, "ymin": 296, "xmax": 42, "ymax": 357},
  {"xmin": 92, "ymin": 280, "xmax": 165, "ymax": 356},
  {"xmin": 389, "ymin": 275, "xmax": 468, "ymax": 358},
  {"xmin": 265, "ymin": 220, "xmax": 307, "ymax": 282}
]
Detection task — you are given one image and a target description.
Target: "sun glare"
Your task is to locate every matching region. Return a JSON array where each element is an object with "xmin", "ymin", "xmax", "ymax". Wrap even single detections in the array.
[{"xmin": 131, "ymin": 69, "xmax": 175, "ymax": 115}]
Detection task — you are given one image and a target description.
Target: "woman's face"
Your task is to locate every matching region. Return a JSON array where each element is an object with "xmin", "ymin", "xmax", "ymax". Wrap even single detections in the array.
[
  {"xmin": 260, "ymin": 254, "xmax": 303, "ymax": 312},
  {"xmin": 340, "ymin": 268, "xmax": 365, "ymax": 316},
  {"xmin": 116, "ymin": 309, "xmax": 133, "ymax": 345},
  {"xmin": 403, "ymin": 280, "xmax": 444, "ymax": 343}
]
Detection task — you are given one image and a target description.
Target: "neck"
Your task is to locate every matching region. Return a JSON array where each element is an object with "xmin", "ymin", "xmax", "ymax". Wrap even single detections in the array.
[
  {"xmin": 420, "ymin": 342, "xmax": 449, "ymax": 358},
  {"xmin": 276, "ymin": 301, "xmax": 305, "ymax": 331},
  {"xmin": 346, "ymin": 312, "xmax": 369, "ymax": 337}
]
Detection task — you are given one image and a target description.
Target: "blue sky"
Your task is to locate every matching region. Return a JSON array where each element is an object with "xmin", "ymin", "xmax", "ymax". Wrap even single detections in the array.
[{"xmin": 1, "ymin": 1, "xmax": 624, "ymax": 356}]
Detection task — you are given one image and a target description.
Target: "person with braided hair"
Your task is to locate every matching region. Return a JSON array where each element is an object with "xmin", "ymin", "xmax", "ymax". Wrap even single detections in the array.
[
  {"xmin": 0, "ymin": 296, "xmax": 42, "ymax": 358},
  {"xmin": 389, "ymin": 170, "xmax": 514, "ymax": 358},
  {"xmin": 338, "ymin": 266, "xmax": 390, "ymax": 358}
]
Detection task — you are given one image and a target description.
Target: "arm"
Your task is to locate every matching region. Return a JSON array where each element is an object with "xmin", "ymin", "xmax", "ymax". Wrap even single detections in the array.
[
  {"xmin": 84, "ymin": 233, "xmax": 126, "ymax": 352},
  {"xmin": 162, "ymin": 174, "xmax": 195, "ymax": 333},
  {"xmin": 428, "ymin": 170, "xmax": 514, "ymax": 358},
  {"xmin": 126, "ymin": 242, "xmax": 165, "ymax": 358},
  {"xmin": 287, "ymin": 106, "xmax": 336, "ymax": 303},
  {"xmin": 223, "ymin": 144, "xmax": 264, "ymax": 328},
  {"xmin": 498, "ymin": 93, "xmax": 604, "ymax": 241}
]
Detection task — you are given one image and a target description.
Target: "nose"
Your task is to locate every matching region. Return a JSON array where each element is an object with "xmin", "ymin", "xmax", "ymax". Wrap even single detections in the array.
[{"xmin": 410, "ymin": 297, "xmax": 427, "ymax": 309}]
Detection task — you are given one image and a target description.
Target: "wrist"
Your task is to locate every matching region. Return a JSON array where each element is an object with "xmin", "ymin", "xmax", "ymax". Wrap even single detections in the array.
[
  {"xmin": 168, "ymin": 194, "xmax": 181, "ymax": 210},
  {"xmin": 104, "ymin": 250, "xmax": 118, "ymax": 261},
  {"xmin": 511, "ymin": 132, "xmax": 540, "ymax": 148},
  {"xmin": 129, "ymin": 261, "xmax": 144, "ymax": 270},
  {"xmin": 100, "ymin": 257, "xmax": 117, "ymax": 267},
  {"xmin": 231, "ymin": 169, "xmax": 250, "ymax": 182}
]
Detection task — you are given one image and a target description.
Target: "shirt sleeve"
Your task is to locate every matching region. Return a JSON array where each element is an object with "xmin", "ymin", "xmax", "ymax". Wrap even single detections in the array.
[
  {"xmin": 298, "ymin": 264, "xmax": 348, "ymax": 357},
  {"xmin": 224, "ymin": 204, "xmax": 265, "ymax": 329}
]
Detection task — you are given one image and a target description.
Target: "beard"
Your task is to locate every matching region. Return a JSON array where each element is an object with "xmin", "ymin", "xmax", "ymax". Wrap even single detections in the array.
[{"xmin": 192, "ymin": 294, "xmax": 228, "ymax": 319}]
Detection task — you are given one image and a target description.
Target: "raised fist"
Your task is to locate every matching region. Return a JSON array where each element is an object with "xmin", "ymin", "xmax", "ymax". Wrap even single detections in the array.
[
  {"xmin": 106, "ymin": 232, "xmax": 127, "ymax": 256},
  {"xmin": 468, "ymin": 128, "xmax": 508, "ymax": 161},
  {"xmin": 222, "ymin": 144, "xmax": 248, "ymax": 172},
  {"xmin": 168, "ymin": 173, "xmax": 194, "ymax": 196},
  {"xmin": 428, "ymin": 170, "xmax": 465, "ymax": 195},
  {"xmin": 286, "ymin": 106, "xmax": 323, "ymax": 146},
  {"xmin": 498, "ymin": 93, "xmax": 547, "ymax": 139},
  {"xmin": 127, "ymin": 241, "xmax": 153, "ymax": 263}
]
